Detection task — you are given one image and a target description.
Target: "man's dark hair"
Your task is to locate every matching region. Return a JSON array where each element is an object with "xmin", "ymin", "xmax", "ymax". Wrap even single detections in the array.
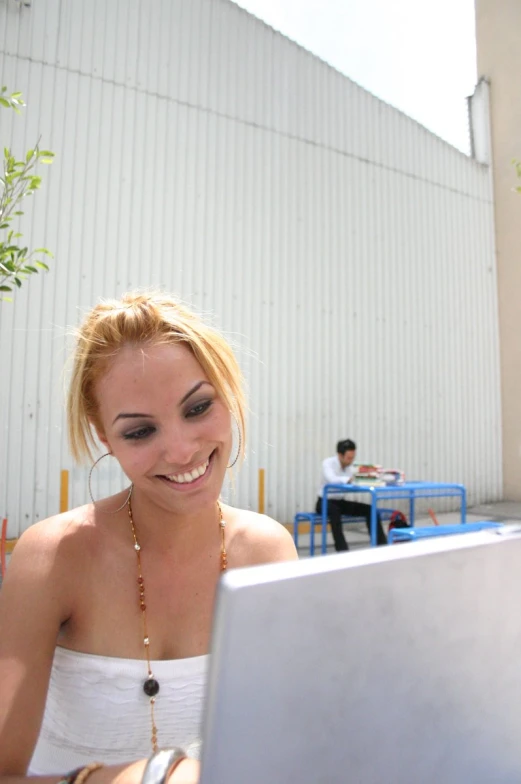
[{"xmin": 337, "ymin": 439, "xmax": 356, "ymax": 455}]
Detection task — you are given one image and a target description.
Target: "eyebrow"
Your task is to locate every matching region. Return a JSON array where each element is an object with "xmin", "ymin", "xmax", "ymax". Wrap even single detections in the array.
[
  {"xmin": 112, "ymin": 412, "xmax": 153, "ymax": 425},
  {"xmin": 112, "ymin": 381, "xmax": 211, "ymax": 425},
  {"xmin": 180, "ymin": 380, "xmax": 211, "ymax": 404}
]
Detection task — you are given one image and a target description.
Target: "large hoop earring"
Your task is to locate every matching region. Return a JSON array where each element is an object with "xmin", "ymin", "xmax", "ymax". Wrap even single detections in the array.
[
  {"xmin": 88, "ymin": 452, "xmax": 133, "ymax": 514},
  {"xmin": 227, "ymin": 412, "xmax": 242, "ymax": 469}
]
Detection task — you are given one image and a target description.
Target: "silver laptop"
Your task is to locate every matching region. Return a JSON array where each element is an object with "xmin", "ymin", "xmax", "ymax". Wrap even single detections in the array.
[{"xmin": 200, "ymin": 526, "xmax": 521, "ymax": 783}]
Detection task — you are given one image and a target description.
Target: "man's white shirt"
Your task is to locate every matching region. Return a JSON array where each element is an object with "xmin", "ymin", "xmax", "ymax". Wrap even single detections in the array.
[{"xmin": 317, "ymin": 455, "xmax": 356, "ymax": 499}]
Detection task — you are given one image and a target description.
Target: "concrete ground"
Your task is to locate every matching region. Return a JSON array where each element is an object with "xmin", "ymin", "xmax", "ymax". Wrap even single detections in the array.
[{"xmin": 295, "ymin": 500, "xmax": 521, "ymax": 557}]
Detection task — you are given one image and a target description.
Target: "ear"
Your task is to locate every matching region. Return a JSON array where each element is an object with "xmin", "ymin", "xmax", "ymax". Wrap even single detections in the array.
[{"xmin": 90, "ymin": 419, "xmax": 111, "ymax": 453}]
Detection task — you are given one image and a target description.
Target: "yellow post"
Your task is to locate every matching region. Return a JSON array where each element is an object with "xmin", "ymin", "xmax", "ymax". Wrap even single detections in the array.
[
  {"xmin": 258, "ymin": 468, "xmax": 265, "ymax": 515},
  {"xmin": 60, "ymin": 470, "xmax": 69, "ymax": 513}
]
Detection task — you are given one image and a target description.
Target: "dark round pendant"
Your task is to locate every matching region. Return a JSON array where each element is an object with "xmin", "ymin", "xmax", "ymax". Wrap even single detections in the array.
[{"xmin": 143, "ymin": 677, "xmax": 160, "ymax": 697}]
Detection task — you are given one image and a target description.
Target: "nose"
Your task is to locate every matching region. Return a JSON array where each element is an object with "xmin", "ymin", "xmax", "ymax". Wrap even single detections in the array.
[{"xmin": 160, "ymin": 421, "xmax": 202, "ymax": 468}]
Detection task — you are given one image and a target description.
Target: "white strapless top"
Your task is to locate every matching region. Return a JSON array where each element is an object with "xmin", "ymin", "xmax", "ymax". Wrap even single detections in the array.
[{"xmin": 29, "ymin": 646, "xmax": 209, "ymax": 774}]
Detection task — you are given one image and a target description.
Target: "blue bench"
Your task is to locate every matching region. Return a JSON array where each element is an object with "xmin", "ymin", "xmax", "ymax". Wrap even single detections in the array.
[
  {"xmin": 388, "ymin": 521, "xmax": 503, "ymax": 544},
  {"xmin": 294, "ymin": 509, "xmax": 397, "ymax": 556}
]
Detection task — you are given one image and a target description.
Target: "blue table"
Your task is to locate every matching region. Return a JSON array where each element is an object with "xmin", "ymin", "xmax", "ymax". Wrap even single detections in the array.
[{"xmin": 321, "ymin": 481, "xmax": 467, "ymax": 554}]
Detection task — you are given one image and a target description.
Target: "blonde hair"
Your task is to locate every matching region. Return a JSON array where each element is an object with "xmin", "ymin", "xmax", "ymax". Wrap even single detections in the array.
[{"xmin": 67, "ymin": 291, "xmax": 246, "ymax": 464}]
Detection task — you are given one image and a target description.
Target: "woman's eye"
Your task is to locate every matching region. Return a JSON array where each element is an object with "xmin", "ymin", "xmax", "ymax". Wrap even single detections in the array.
[
  {"xmin": 123, "ymin": 426, "xmax": 155, "ymax": 441},
  {"xmin": 186, "ymin": 400, "xmax": 212, "ymax": 418}
]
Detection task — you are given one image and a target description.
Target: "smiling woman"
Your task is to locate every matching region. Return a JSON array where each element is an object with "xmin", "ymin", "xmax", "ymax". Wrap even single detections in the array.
[{"xmin": 0, "ymin": 291, "xmax": 298, "ymax": 784}]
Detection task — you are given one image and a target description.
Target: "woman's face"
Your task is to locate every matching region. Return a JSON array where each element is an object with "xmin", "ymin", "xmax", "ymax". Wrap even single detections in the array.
[{"xmin": 94, "ymin": 342, "xmax": 232, "ymax": 513}]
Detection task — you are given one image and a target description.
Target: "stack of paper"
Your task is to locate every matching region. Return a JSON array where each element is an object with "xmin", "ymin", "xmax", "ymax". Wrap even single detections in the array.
[{"xmin": 352, "ymin": 465, "xmax": 405, "ymax": 486}]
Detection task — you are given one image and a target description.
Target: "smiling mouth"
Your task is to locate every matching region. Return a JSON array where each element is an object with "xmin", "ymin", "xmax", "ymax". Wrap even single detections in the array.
[{"xmin": 161, "ymin": 453, "xmax": 213, "ymax": 485}]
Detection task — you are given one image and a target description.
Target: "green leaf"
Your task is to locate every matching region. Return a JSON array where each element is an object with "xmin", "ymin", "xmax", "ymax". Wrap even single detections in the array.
[
  {"xmin": 0, "ymin": 285, "xmax": 12, "ymax": 292},
  {"xmin": 40, "ymin": 158, "xmax": 54, "ymax": 164},
  {"xmin": 23, "ymin": 265, "xmax": 38, "ymax": 274},
  {"xmin": 34, "ymin": 248, "xmax": 52, "ymax": 255},
  {"xmin": 39, "ymin": 150, "xmax": 54, "ymax": 158},
  {"xmin": 26, "ymin": 149, "xmax": 34, "ymax": 163},
  {"xmin": 0, "ymin": 98, "xmax": 10, "ymax": 108},
  {"xmin": 1, "ymin": 87, "xmax": 6, "ymax": 94},
  {"xmin": 11, "ymin": 92, "xmax": 22, "ymax": 99},
  {"xmin": 13, "ymin": 277, "xmax": 22, "ymax": 287},
  {"xmin": 35, "ymin": 261, "xmax": 50, "ymax": 271}
]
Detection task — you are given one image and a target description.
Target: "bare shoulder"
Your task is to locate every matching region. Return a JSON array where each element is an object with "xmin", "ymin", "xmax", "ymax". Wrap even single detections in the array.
[
  {"xmin": 225, "ymin": 506, "xmax": 298, "ymax": 567},
  {"xmin": 6, "ymin": 504, "xmax": 97, "ymax": 597},
  {"xmin": 12, "ymin": 504, "xmax": 93, "ymax": 562}
]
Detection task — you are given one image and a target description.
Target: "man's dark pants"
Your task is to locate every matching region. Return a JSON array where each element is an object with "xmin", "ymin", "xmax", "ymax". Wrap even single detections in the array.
[{"xmin": 315, "ymin": 497, "xmax": 387, "ymax": 551}]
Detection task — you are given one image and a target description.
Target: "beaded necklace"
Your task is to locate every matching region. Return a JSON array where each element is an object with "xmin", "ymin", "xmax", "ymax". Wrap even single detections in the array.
[{"xmin": 127, "ymin": 497, "xmax": 227, "ymax": 751}]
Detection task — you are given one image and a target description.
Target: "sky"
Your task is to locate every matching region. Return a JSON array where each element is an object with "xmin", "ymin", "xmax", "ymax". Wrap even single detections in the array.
[{"xmin": 232, "ymin": 0, "xmax": 477, "ymax": 154}]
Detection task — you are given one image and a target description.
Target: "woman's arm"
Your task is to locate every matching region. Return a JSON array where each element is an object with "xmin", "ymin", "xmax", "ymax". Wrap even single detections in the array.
[
  {"xmin": 0, "ymin": 759, "xmax": 200, "ymax": 784},
  {"xmin": 0, "ymin": 521, "xmax": 75, "ymax": 776}
]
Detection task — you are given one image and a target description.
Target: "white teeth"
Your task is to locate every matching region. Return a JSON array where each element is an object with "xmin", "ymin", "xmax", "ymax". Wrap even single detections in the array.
[{"xmin": 165, "ymin": 459, "xmax": 209, "ymax": 485}]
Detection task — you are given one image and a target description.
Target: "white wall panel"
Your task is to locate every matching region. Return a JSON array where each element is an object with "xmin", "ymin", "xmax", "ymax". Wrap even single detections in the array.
[{"xmin": 0, "ymin": 0, "xmax": 501, "ymax": 535}]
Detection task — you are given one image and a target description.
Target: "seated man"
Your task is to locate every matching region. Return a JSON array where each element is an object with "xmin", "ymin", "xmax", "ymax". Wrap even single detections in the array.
[{"xmin": 316, "ymin": 439, "xmax": 387, "ymax": 551}]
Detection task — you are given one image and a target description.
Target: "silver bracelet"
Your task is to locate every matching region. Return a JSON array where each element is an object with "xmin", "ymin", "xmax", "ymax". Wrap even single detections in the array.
[{"xmin": 141, "ymin": 749, "xmax": 187, "ymax": 784}]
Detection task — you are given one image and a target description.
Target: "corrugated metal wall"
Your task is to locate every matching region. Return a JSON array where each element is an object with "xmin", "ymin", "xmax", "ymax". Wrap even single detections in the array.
[{"xmin": 0, "ymin": 0, "xmax": 501, "ymax": 536}]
